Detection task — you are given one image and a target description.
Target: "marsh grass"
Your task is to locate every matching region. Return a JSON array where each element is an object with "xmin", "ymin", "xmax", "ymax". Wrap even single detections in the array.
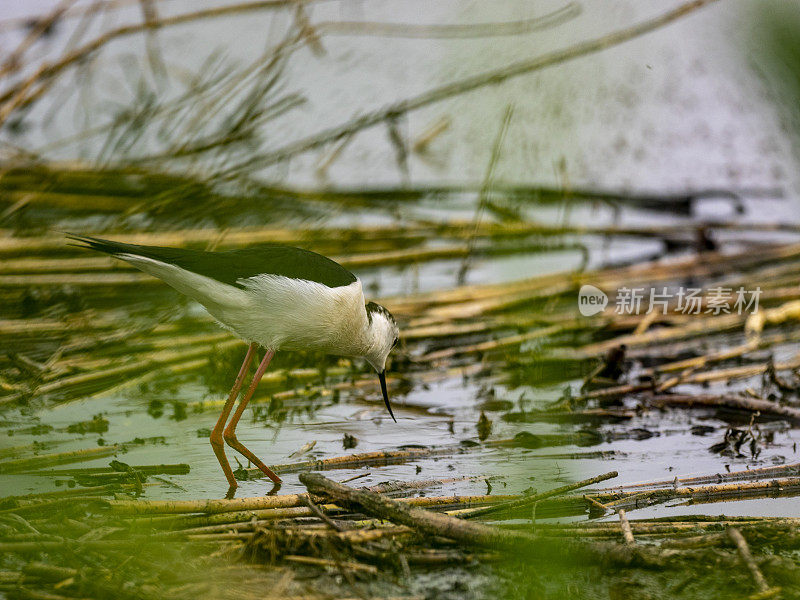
[{"xmin": 1, "ymin": 2, "xmax": 800, "ymax": 599}]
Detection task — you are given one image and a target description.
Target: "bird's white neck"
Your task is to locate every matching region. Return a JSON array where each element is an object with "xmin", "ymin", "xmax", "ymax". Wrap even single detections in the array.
[{"xmin": 359, "ymin": 310, "xmax": 396, "ymax": 372}]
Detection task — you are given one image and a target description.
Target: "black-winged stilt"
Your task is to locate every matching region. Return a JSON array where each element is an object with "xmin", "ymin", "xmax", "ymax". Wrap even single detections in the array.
[{"xmin": 67, "ymin": 234, "xmax": 400, "ymax": 490}]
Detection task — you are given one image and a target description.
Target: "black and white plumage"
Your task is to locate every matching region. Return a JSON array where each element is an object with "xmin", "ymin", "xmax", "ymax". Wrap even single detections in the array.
[{"xmin": 67, "ymin": 233, "xmax": 400, "ymax": 490}]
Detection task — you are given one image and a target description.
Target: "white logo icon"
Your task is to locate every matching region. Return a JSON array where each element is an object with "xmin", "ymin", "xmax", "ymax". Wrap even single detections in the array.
[{"xmin": 578, "ymin": 284, "xmax": 608, "ymax": 316}]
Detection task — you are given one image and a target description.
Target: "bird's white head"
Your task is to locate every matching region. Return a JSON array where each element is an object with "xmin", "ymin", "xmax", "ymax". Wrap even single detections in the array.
[
  {"xmin": 363, "ymin": 302, "xmax": 399, "ymax": 422},
  {"xmin": 363, "ymin": 302, "xmax": 399, "ymax": 372}
]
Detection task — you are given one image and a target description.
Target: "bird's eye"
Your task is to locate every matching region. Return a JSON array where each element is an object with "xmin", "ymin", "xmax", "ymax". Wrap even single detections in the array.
[{"xmin": 392, "ymin": 337, "xmax": 399, "ymax": 348}]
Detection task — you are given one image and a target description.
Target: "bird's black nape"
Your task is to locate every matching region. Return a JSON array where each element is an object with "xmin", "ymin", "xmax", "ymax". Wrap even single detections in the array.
[{"xmin": 378, "ymin": 371, "xmax": 396, "ymax": 423}]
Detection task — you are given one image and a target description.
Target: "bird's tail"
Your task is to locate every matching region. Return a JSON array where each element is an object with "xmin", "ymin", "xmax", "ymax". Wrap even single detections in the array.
[
  {"xmin": 65, "ymin": 233, "xmax": 140, "ymax": 257},
  {"xmin": 65, "ymin": 232, "xmax": 251, "ymax": 315}
]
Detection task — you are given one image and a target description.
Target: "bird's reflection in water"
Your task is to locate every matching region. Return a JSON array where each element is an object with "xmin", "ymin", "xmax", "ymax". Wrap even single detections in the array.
[{"xmin": 225, "ymin": 480, "xmax": 281, "ymax": 499}]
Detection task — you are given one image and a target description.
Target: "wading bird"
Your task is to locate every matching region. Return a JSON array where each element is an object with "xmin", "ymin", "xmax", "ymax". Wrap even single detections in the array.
[{"xmin": 68, "ymin": 234, "xmax": 400, "ymax": 490}]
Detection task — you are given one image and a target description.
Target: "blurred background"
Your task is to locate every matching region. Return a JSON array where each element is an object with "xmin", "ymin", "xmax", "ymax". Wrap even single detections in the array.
[{"xmin": 1, "ymin": 0, "xmax": 799, "ymax": 194}]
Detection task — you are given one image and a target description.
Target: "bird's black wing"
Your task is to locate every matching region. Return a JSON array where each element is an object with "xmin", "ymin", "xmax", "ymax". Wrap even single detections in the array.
[{"xmin": 67, "ymin": 234, "xmax": 357, "ymax": 289}]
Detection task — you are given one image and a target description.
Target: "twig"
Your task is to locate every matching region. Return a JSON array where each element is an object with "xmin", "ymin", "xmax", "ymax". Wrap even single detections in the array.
[
  {"xmin": 301, "ymin": 494, "xmax": 343, "ymax": 531},
  {"xmin": 563, "ymin": 478, "xmax": 800, "ymax": 514},
  {"xmin": 583, "ymin": 495, "xmax": 610, "ymax": 515},
  {"xmin": 300, "ymin": 472, "xmax": 535, "ymax": 550},
  {"xmin": 338, "ymin": 472, "xmax": 370, "ymax": 484},
  {"xmin": 107, "ymin": 493, "xmax": 514, "ymax": 518},
  {"xmin": 460, "ymin": 471, "xmax": 618, "ymax": 519},
  {"xmin": 618, "ymin": 509, "xmax": 635, "ymax": 545},
  {"xmin": 727, "ymin": 527, "xmax": 772, "ymax": 594},
  {"xmin": 596, "ymin": 463, "xmax": 800, "ymax": 491},
  {"xmin": 283, "ymin": 555, "xmax": 377, "ymax": 574},
  {"xmin": 366, "ymin": 476, "xmax": 490, "ymax": 495},
  {"xmin": 254, "ymin": 444, "xmax": 489, "ymax": 475},
  {"xmin": 412, "ymin": 116, "xmax": 450, "ymax": 153},
  {"xmin": 642, "ymin": 393, "xmax": 800, "ymax": 424}
]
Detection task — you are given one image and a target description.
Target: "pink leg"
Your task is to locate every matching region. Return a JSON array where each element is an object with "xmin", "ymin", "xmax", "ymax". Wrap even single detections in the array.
[
  {"xmin": 223, "ymin": 349, "xmax": 281, "ymax": 484},
  {"xmin": 210, "ymin": 343, "xmax": 257, "ymax": 490}
]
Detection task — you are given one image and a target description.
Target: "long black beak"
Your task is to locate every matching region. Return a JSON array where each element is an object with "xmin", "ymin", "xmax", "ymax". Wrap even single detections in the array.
[{"xmin": 378, "ymin": 371, "xmax": 396, "ymax": 423}]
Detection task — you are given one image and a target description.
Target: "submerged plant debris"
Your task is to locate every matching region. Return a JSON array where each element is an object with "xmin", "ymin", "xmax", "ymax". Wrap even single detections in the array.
[
  {"xmin": 1, "ymin": 160, "xmax": 799, "ymax": 599},
  {"xmin": 1, "ymin": 1, "xmax": 800, "ymax": 599}
]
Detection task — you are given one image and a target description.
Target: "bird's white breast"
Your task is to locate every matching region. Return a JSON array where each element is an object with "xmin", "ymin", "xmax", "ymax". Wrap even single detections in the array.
[{"xmin": 235, "ymin": 275, "xmax": 369, "ymax": 354}]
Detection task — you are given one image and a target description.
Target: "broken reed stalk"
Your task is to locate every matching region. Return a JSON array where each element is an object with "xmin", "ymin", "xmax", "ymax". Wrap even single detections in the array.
[
  {"xmin": 618, "ymin": 509, "xmax": 635, "ymax": 545},
  {"xmin": 0, "ymin": 440, "xmax": 67, "ymax": 461},
  {"xmin": 107, "ymin": 493, "xmax": 515, "ymax": 517},
  {"xmin": 5, "ymin": 223, "xmax": 799, "ymax": 410},
  {"xmin": 250, "ymin": 444, "xmax": 496, "ymax": 476},
  {"xmin": 294, "ymin": 474, "xmax": 757, "ymax": 570},
  {"xmin": 596, "ymin": 463, "xmax": 800, "ymax": 491},
  {"xmin": 0, "ymin": 240, "xmax": 581, "ymax": 285},
  {"xmin": 537, "ymin": 518, "xmax": 800, "ymax": 538},
  {"xmin": 105, "ymin": 494, "xmax": 308, "ymax": 515},
  {"xmin": 0, "ymin": 445, "xmax": 121, "ymax": 473},
  {"xmin": 402, "ymin": 242, "xmax": 800, "ymax": 322},
  {"xmin": 137, "ymin": 506, "xmax": 338, "ymax": 529},
  {"xmin": 367, "ymin": 475, "xmax": 490, "ymax": 495},
  {"xmin": 642, "ymin": 393, "xmax": 800, "ymax": 424},
  {"xmin": 555, "ymin": 515, "xmax": 800, "ymax": 526},
  {"xmin": 301, "ymin": 494, "xmax": 343, "ymax": 531},
  {"xmin": 20, "ymin": 562, "xmax": 78, "ymax": 581},
  {"xmin": 667, "ymin": 533, "xmax": 800, "ymax": 558},
  {"xmin": 0, "ymin": 484, "xmax": 134, "ymax": 505},
  {"xmin": 583, "ymin": 495, "xmax": 610, "ymax": 515},
  {"xmin": 0, "ymin": 218, "xmax": 794, "ymax": 258},
  {"xmin": 0, "ymin": 496, "xmax": 108, "ymax": 518},
  {"xmin": 727, "ymin": 528, "xmax": 772, "ymax": 594},
  {"xmin": 577, "ymin": 313, "xmax": 746, "ymax": 358},
  {"xmin": 18, "ymin": 464, "xmax": 191, "ymax": 477},
  {"xmin": 282, "ymin": 554, "xmax": 378, "ymax": 574},
  {"xmin": 418, "ymin": 323, "xmax": 570, "ymax": 362},
  {"xmin": 565, "ymin": 477, "xmax": 800, "ymax": 511},
  {"xmin": 580, "ymin": 354, "xmax": 800, "ymax": 403},
  {"xmin": 637, "ymin": 341, "xmax": 757, "ymax": 376},
  {"xmin": 129, "ymin": 496, "xmax": 515, "ymax": 533},
  {"xmin": 299, "ymin": 472, "xmax": 535, "ymax": 550},
  {"xmin": 0, "ymin": 341, "xmax": 243, "ymax": 406},
  {"xmin": 460, "ymin": 470, "xmax": 618, "ymax": 519},
  {"xmin": 0, "ymin": 536, "xmax": 228, "ymax": 554}
]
